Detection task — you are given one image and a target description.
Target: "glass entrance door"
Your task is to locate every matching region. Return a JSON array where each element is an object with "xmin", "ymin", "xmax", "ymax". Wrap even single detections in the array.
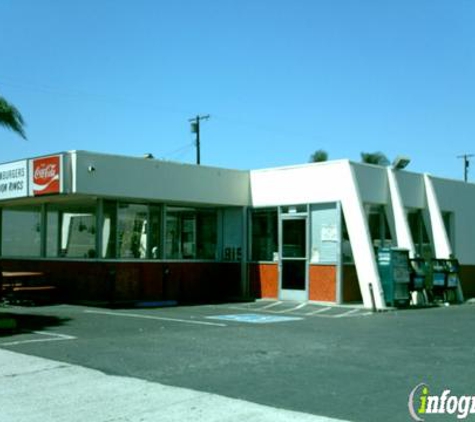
[{"xmin": 280, "ymin": 217, "xmax": 308, "ymax": 300}]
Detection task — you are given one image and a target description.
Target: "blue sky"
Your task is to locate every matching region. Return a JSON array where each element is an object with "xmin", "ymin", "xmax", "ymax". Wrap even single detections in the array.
[{"xmin": 1, "ymin": 0, "xmax": 474, "ymax": 180}]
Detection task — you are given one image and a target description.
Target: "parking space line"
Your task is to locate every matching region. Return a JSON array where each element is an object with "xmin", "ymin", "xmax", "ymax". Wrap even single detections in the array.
[
  {"xmin": 333, "ymin": 308, "xmax": 361, "ymax": 318},
  {"xmin": 304, "ymin": 306, "xmax": 332, "ymax": 315},
  {"xmin": 273, "ymin": 303, "xmax": 308, "ymax": 313},
  {"xmin": 257, "ymin": 301, "xmax": 283, "ymax": 310},
  {"xmin": 226, "ymin": 306, "xmax": 299, "ymax": 316},
  {"xmin": 84, "ymin": 310, "xmax": 227, "ymax": 327},
  {"xmin": 0, "ymin": 331, "xmax": 76, "ymax": 347},
  {"xmin": 345, "ymin": 311, "xmax": 373, "ymax": 318}
]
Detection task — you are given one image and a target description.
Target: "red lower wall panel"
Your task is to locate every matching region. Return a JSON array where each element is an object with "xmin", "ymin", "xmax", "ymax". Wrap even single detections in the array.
[
  {"xmin": 309, "ymin": 265, "xmax": 336, "ymax": 302},
  {"xmin": 249, "ymin": 263, "xmax": 278, "ymax": 299},
  {"xmin": 0, "ymin": 259, "xmax": 241, "ymax": 304}
]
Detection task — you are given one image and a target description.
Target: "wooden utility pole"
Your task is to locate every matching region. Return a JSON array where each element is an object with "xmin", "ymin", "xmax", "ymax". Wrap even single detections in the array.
[
  {"xmin": 189, "ymin": 115, "xmax": 210, "ymax": 165},
  {"xmin": 457, "ymin": 154, "xmax": 474, "ymax": 182}
]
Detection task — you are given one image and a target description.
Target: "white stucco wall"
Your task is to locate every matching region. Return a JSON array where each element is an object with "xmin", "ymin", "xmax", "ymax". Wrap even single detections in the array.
[
  {"xmin": 430, "ymin": 176, "xmax": 475, "ymax": 264},
  {"xmin": 250, "ymin": 160, "xmax": 352, "ymax": 207},
  {"xmin": 72, "ymin": 151, "xmax": 250, "ymax": 207},
  {"xmin": 395, "ymin": 171, "xmax": 426, "ymax": 210},
  {"xmin": 351, "ymin": 164, "xmax": 388, "ymax": 205}
]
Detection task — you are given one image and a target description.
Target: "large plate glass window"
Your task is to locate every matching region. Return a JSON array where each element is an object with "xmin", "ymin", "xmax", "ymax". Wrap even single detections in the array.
[
  {"xmin": 2, "ymin": 206, "xmax": 42, "ymax": 257},
  {"xmin": 117, "ymin": 203, "xmax": 148, "ymax": 259},
  {"xmin": 46, "ymin": 202, "xmax": 97, "ymax": 258},
  {"xmin": 408, "ymin": 210, "xmax": 432, "ymax": 259},
  {"xmin": 366, "ymin": 205, "xmax": 394, "ymax": 250},
  {"xmin": 250, "ymin": 208, "xmax": 277, "ymax": 261},
  {"xmin": 166, "ymin": 207, "xmax": 217, "ymax": 260}
]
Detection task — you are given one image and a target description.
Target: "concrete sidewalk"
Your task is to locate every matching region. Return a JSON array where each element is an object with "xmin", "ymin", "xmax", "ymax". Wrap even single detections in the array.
[{"xmin": 0, "ymin": 349, "xmax": 350, "ymax": 422}]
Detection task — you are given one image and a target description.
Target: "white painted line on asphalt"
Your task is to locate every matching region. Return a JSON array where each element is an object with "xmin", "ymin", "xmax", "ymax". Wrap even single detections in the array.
[
  {"xmin": 345, "ymin": 311, "xmax": 373, "ymax": 318},
  {"xmin": 0, "ymin": 331, "xmax": 76, "ymax": 347},
  {"xmin": 84, "ymin": 310, "xmax": 227, "ymax": 327},
  {"xmin": 304, "ymin": 307, "xmax": 332, "ymax": 315},
  {"xmin": 258, "ymin": 301, "xmax": 283, "ymax": 310},
  {"xmin": 333, "ymin": 308, "xmax": 361, "ymax": 318},
  {"xmin": 273, "ymin": 302, "xmax": 308, "ymax": 313},
  {"xmin": 225, "ymin": 306, "xmax": 304, "ymax": 316}
]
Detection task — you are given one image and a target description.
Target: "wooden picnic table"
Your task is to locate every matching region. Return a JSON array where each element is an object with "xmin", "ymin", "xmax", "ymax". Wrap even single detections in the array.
[{"xmin": 1, "ymin": 271, "xmax": 56, "ymax": 304}]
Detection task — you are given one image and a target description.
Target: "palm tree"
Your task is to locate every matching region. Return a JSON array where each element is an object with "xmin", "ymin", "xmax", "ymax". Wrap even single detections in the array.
[
  {"xmin": 360, "ymin": 151, "xmax": 389, "ymax": 166},
  {"xmin": 309, "ymin": 149, "xmax": 329, "ymax": 163},
  {"xmin": 0, "ymin": 95, "xmax": 26, "ymax": 139}
]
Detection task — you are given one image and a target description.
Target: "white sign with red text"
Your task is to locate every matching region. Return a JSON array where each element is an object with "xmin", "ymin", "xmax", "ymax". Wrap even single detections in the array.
[
  {"xmin": 29, "ymin": 155, "xmax": 63, "ymax": 196},
  {"xmin": 0, "ymin": 160, "xmax": 28, "ymax": 200}
]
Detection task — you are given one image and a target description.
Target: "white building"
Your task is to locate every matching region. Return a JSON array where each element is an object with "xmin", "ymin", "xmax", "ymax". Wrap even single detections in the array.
[{"xmin": 1, "ymin": 150, "xmax": 474, "ymax": 309}]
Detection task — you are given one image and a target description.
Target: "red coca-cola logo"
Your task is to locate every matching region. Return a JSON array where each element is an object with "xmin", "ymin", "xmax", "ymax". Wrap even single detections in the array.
[
  {"xmin": 32, "ymin": 156, "xmax": 61, "ymax": 196},
  {"xmin": 34, "ymin": 164, "xmax": 57, "ymax": 180}
]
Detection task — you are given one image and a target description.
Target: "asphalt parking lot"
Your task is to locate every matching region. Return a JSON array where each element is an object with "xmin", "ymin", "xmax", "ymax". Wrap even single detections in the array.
[{"xmin": 1, "ymin": 300, "xmax": 475, "ymax": 421}]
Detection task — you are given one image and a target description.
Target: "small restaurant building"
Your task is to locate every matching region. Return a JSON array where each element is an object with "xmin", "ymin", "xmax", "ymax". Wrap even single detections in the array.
[{"xmin": 1, "ymin": 150, "xmax": 474, "ymax": 310}]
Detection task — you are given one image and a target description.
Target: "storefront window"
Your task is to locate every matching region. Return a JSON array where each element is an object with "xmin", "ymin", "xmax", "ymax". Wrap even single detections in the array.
[
  {"xmin": 341, "ymin": 212, "xmax": 354, "ymax": 263},
  {"xmin": 251, "ymin": 209, "xmax": 277, "ymax": 261},
  {"xmin": 166, "ymin": 207, "xmax": 217, "ymax": 260},
  {"xmin": 408, "ymin": 210, "xmax": 432, "ymax": 258},
  {"xmin": 367, "ymin": 205, "xmax": 394, "ymax": 249},
  {"xmin": 149, "ymin": 205, "xmax": 161, "ymax": 259},
  {"xmin": 442, "ymin": 212, "xmax": 453, "ymax": 250},
  {"xmin": 310, "ymin": 204, "xmax": 338, "ymax": 264},
  {"xmin": 46, "ymin": 203, "xmax": 97, "ymax": 258},
  {"xmin": 2, "ymin": 207, "xmax": 42, "ymax": 257},
  {"xmin": 102, "ymin": 200, "xmax": 117, "ymax": 258},
  {"xmin": 118, "ymin": 203, "xmax": 148, "ymax": 259}
]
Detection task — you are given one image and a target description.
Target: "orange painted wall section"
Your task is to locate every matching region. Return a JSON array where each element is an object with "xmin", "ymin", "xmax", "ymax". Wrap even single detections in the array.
[
  {"xmin": 309, "ymin": 265, "xmax": 336, "ymax": 302},
  {"xmin": 249, "ymin": 263, "xmax": 278, "ymax": 299}
]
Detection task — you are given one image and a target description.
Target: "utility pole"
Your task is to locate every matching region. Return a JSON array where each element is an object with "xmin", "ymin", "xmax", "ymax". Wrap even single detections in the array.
[
  {"xmin": 189, "ymin": 114, "xmax": 210, "ymax": 165},
  {"xmin": 457, "ymin": 154, "xmax": 474, "ymax": 182}
]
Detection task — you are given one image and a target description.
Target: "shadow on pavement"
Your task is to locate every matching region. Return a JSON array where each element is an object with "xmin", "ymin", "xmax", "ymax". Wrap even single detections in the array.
[{"xmin": 0, "ymin": 310, "xmax": 70, "ymax": 337}]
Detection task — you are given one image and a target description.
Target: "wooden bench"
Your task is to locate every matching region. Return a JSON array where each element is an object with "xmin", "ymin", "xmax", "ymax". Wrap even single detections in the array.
[{"xmin": 1, "ymin": 272, "xmax": 57, "ymax": 304}]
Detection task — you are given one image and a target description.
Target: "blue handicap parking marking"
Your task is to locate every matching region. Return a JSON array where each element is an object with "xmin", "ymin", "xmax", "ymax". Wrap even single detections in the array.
[{"xmin": 206, "ymin": 313, "xmax": 303, "ymax": 324}]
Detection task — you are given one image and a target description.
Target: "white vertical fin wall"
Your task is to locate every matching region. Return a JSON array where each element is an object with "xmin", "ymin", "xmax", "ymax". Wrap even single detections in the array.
[
  {"xmin": 423, "ymin": 174, "xmax": 452, "ymax": 259},
  {"xmin": 387, "ymin": 168, "xmax": 416, "ymax": 257},
  {"xmin": 343, "ymin": 164, "xmax": 386, "ymax": 310}
]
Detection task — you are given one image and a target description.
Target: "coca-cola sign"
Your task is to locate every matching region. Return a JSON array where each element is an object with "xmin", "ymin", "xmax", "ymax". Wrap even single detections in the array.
[{"xmin": 30, "ymin": 155, "xmax": 62, "ymax": 196}]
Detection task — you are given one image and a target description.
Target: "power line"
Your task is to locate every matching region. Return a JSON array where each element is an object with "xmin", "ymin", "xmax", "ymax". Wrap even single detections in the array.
[
  {"xmin": 160, "ymin": 143, "xmax": 194, "ymax": 160},
  {"xmin": 457, "ymin": 154, "xmax": 474, "ymax": 182}
]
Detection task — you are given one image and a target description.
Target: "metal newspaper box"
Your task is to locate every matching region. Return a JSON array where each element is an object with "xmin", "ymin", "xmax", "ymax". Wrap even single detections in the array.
[{"xmin": 378, "ymin": 248, "xmax": 411, "ymax": 307}]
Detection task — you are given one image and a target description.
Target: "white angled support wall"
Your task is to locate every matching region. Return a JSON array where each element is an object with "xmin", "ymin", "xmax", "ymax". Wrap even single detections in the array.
[
  {"xmin": 423, "ymin": 174, "xmax": 452, "ymax": 259},
  {"xmin": 386, "ymin": 168, "xmax": 416, "ymax": 257},
  {"xmin": 342, "ymin": 163, "xmax": 387, "ymax": 310},
  {"xmin": 424, "ymin": 174, "xmax": 464, "ymax": 302}
]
